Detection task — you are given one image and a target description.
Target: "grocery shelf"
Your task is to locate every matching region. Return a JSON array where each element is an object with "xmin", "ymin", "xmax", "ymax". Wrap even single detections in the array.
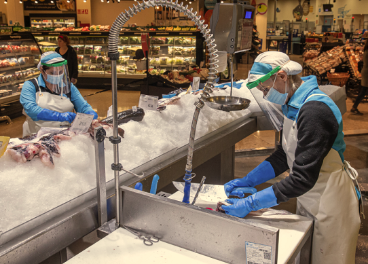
[
  {"xmin": 0, "ymin": 74, "xmax": 40, "ymax": 88},
  {"xmin": 0, "ymin": 52, "xmax": 39, "ymax": 59},
  {"xmin": 0, "ymin": 92, "xmax": 20, "ymax": 105},
  {"xmin": 0, "ymin": 63, "xmax": 37, "ymax": 72}
]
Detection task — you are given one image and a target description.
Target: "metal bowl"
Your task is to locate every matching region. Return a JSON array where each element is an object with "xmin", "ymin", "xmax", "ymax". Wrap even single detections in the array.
[{"xmin": 204, "ymin": 96, "xmax": 251, "ymax": 112}]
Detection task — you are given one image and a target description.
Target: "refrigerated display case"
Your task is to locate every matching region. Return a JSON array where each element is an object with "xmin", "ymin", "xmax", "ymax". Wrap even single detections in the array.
[
  {"xmin": 0, "ymin": 32, "xmax": 41, "ymax": 120},
  {"xmin": 29, "ymin": 14, "xmax": 77, "ymax": 29},
  {"xmin": 33, "ymin": 31, "xmax": 203, "ymax": 81}
]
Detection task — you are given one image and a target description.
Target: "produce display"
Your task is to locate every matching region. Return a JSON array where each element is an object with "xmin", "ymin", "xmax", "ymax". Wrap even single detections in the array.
[{"xmin": 28, "ymin": 25, "xmax": 197, "ymax": 32}]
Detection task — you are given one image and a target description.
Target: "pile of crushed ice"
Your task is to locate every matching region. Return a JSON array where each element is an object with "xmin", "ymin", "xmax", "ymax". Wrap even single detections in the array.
[{"xmin": 0, "ymin": 81, "xmax": 260, "ymax": 233}]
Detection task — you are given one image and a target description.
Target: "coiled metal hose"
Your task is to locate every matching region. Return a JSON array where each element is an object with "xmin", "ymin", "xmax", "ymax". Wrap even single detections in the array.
[{"xmin": 108, "ymin": 0, "xmax": 219, "ymax": 204}]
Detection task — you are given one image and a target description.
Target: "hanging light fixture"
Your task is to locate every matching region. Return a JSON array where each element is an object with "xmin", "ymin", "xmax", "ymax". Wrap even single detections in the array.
[
  {"xmin": 51, "ymin": 0, "xmax": 54, "ymax": 3},
  {"xmin": 84, "ymin": 0, "xmax": 86, "ymax": 2},
  {"xmin": 101, "ymin": 0, "xmax": 104, "ymax": 2},
  {"xmin": 107, "ymin": 0, "xmax": 109, "ymax": 3},
  {"xmin": 19, "ymin": 0, "xmax": 23, "ymax": 3},
  {"xmin": 4, "ymin": 0, "xmax": 7, "ymax": 4},
  {"xmin": 35, "ymin": 0, "xmax": 38, "ymax": 3},
  {"xmin": 67, "ymin": 0, "xmax": 70, "ymax": 3},
  {"xmin": 117, "ymin": 0, "xmax": 120, "ymax": 2},
  {"xmin": 189, "ymin": 1, "xmax": 192, "ymax": 3}
]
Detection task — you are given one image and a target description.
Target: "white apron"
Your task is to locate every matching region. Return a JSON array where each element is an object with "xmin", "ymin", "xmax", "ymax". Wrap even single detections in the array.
[
  {"xmin": 282, "ymin": 94, "xmax": 361, "ymax": 264},
  {"xmin": 23, "ymin": 78, "xmax": 74, "ymax": 137}
]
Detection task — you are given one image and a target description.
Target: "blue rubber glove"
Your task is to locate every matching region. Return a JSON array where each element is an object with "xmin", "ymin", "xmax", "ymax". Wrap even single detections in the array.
[
  {"xmin": 37, "ymin": 109, "xmax": 76, "ymax": 123},
  {"xmin": 224, "ymin": 161, "xmax": 275, "ymax": 198},
  {"xmin": 85, "ymin": 110, "xmax": 98, "ymax": 120},
  {"xmin": 222, "ymin": 186, "xmax": 278, "ymax": 218}
]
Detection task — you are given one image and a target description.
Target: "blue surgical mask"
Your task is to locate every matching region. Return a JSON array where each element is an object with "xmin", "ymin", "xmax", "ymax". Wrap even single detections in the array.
[
  {"xmin": 46, "ymin": 73, "xmax": 63, "ymax": 85},
  {"xmin": 264, "ymin": 76, "xmax": 288, "ymax": 105}
]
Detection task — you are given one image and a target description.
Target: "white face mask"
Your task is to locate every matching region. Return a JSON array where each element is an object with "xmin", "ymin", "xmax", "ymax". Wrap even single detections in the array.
[{"xmin": 264, "ymin": 75, "xmax": 288, "ymax": 105}]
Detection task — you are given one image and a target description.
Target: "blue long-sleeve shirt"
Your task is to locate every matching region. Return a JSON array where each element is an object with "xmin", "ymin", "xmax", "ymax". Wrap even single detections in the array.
[{"xmin": 20, "ymin": 74, "xmax": 94, "ymax": 121}]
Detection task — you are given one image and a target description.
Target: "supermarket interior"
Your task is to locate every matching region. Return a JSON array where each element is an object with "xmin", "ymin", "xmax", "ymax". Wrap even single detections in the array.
[{"xmin": 1, "ymin": 0, "xmax": 368, "ymax": 263}]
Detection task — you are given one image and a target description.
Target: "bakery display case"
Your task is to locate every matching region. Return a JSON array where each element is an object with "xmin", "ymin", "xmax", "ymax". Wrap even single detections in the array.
[
  {"xmin": 33, "ymin": 31, "xmax": 203, "ymax": 80},
  {"xmin": 0, "ymin": 33, "xmax": 41, "ymax": 107}
]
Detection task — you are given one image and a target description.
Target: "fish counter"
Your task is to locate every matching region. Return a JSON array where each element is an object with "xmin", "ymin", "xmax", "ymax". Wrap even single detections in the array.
[{"xmin": 0, "ymin": 81, "xmax": 346, "ymax": 264}]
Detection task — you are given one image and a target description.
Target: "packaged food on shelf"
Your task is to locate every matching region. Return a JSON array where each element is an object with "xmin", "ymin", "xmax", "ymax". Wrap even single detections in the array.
[
  {"xmin": 167, "ymin": 38, "xmax": 174, "ymax": 44},
  {"xmin": 97, "ymin": 56, "xmax": 104, "ymax": 63},
  {"xmin": 174, "ymin": 37, "xmax": 183, "ymax": 45},
  {"xmin": 77, "ymin": 55, "xmax": 83, "ymax": 64},
  {"xmin": 120, "ymin": 37, "xmax": 129, "ymax": 44},
  {"xmin": 129, "ymin": 37, "xmax": 141, "ymax": 44},
  {"xmin": 78, "ymin": 64, "xmax": 82, "ymax": 70},
  {"xmin": 160, "ymin": 57, "xmax": 168, "ymax": 65},
  {"xmin": 175, "ymin": 57, "xmax": 184, "ymax": 65},
  {"xmin": 91, "ymin": 55, "xmax": 97, "ymax": 63},
  {"xmin": 118, "ymin": 46, "xmax": 128, "ymax": 54},
  {"xmin": 174, "ymin": 47, "xmax": 183, "ymax": 55},
  {"xmin": 182, "ymin": 38, "xmax": 192, "ymax": 45},
  {"xmin": 85, "ymin": 46, "xmax": 93, "ymax": 54},
  {"xmin": 151, "ymin": 37, "xmax": 166, "ymax": 44},
  {"xmin": 94, "ymin": 46, "xmax": 102, "ymax": 53},
  {"xmin": 82, "ymin": 65, "xmax": 89, "ymax": 71},
  {"xmin": 117, "ymin": 65, "xmax": 126, "ymax": 73},
  {"xmin": 89, "ymin": 65, "xmax": 97, "ymax": 71},
  {"xmin": 150, "ymin": 58, "xmax": 160, "ymax": 66},
  {"xmin": 151, "ymin": 46, "xmax": 160, "ymax": 55}
]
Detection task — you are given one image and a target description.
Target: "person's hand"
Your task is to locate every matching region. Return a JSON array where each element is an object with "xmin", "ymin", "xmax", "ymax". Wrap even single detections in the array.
[
  {"xmin": 224, "ymin": 161, "xmax": 276, "ymax": 197},
  {"xmin": 71, "ymin": 78, "xmax": 77, "ymax": 84},
  {"xmin": 59, "ymin": 112, "xmax": 76, "ymax": 123},
  {"xmin": 222, "ymin": 186, "xmax": 278, "ymax": 218}
]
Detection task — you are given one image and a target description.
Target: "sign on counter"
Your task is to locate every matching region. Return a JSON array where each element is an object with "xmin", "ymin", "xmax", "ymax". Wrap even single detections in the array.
[
  {"xmin": 70, "ymin": 113, "xmax": 94, "ymax": 134},
  {"xmin": 139, "ymin": 95, "xmax": 158, "ymax": 111}
]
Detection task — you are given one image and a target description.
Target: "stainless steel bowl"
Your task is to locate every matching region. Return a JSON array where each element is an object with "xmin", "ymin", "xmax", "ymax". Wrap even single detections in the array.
[{"xmin": 204, "ymin": 96, "xmax": 251, "ymax": 112}]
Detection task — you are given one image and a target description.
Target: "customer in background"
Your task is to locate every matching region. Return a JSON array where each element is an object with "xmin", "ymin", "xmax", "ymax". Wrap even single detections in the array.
[
  {"xmin": 351, "ymin": 40, "xmax": 368, "ymax": 115},
  {"xmin": 55, "ymin": 35, "xmax": 78, "ymax": 85}
]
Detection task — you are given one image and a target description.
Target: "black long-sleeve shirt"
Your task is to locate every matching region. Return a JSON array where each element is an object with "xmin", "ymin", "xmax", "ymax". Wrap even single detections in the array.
[
  {"xmin": 266, "ymin": 100, "xmax": 339, "ymax": 203},
  {"xmin": 55, "ymin": 45, "xmax": 78, "ymax": 79}
]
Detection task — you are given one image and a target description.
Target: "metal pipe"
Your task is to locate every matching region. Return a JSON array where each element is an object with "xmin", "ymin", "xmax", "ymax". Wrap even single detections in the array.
[
  {"xmin": 111, "ymin": 60, "xmax": 120, "ymax": 228},
  {"xmin": 230, "ymin": 55, "xmax": 233, "ymax": 98},
  {"xmin": 94, "ymin": 127, "xmax": 107, "ymax": 226}
]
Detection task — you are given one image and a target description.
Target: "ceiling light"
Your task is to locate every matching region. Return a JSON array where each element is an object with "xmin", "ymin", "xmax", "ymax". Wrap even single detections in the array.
[
  {"xmin": 35, "ymin": 0, "xmax": 38, "ymax": 3},
  {"xmin": 221, "ymin": 1, "xmax": 223, "ymax": 2},
  {"xmin": 189, "ymin": 1, "xmax": 192, "ymax": 3},
  {"xmin": 51, "ymin": 0, "xmax": 54, "ymax": 2},
  {"xmin": 101, "ymin": 0, "xmax": 104, "ymax": 2},
  {"xmin": 117, "ymin": 0, "xmax": 120, "ymax": 2},
  {"xmin": 19, "ymin": 0, "xmax": 23, "ymax": 3},
  {"xmin": 67, "ymin": 0, "xmax": 70, "ymax": 2},
  {"xmin": 84, "ymin": 0, "xmax": 86, "ymax": 2},
  {"xmin": 107, "ymin": 0, "xmax": 109, "ymax": 3},
  {"xmin": 4, "ymin": 0, "xmax": 7, "ymax": 3}
]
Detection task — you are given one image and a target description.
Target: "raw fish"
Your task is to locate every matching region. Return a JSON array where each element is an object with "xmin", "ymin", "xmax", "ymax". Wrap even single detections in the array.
[{"xmin": 100, "ymin": 107, "xmax": 145, "ymax": 125}]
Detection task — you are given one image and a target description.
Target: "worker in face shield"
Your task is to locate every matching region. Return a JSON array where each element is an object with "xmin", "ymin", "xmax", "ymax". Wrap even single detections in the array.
[
  {"xmin": 223, "ymin": 51, "xmax": 362, "ymax": 264},
  {"xmin": 20, "ymin": 51, "xmax": 98, "ymax": 136}
]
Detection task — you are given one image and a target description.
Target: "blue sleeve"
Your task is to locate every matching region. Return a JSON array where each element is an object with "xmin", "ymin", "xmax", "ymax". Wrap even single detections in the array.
[
  {"xmin": 20, "ymin": 80, "xmax": 43, "ymax": 121},
  {"xmin": 70, "ymin": 84, "xmax": 94, "ymax": 114}
]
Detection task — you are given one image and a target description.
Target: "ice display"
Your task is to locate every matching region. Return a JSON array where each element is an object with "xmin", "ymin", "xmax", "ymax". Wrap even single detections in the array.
[{"xmin": 0, "ymin": 81, "xmax": 259, "ymax": 235}]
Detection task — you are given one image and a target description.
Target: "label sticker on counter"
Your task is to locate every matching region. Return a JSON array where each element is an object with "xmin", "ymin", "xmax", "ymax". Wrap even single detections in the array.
[
  {"xmin": 139, "ymin": 94, "xmax": 158, "ymax": 111},
  {"xmin": 70, "ymin": 113, "xmax": 94, "ymax": 134},
  {"xmin": 245, "ymin": 242, "xmax": 272, "ymax": 264}
]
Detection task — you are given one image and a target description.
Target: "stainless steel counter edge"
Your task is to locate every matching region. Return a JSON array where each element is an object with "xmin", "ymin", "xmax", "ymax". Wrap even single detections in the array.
[{"xmin": 0, "ymin": 116, "xmax": 257, "ymax": 264}]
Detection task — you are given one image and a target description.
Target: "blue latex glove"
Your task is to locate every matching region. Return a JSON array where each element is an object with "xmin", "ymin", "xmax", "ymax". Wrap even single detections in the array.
[
  {"xmin": 215, "ymin": 81, "xmax": 243, "ymax": 89},
  {"xmin": 224, "ymin": 161, "xmax": 275, "ymax": 198},
  {"xmin": 37, "ymin": 109, "xmax": 76, "ymax": 123},
  {"xmin": 85, "ymin": 110, "xmax": 98, "ymax": 120},
  {"xmin": 222, "ymin": 186, "xmax": 278, "ymax": 218}
]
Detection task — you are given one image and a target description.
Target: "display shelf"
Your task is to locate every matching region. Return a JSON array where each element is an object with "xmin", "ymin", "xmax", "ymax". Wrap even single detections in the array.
[
  {"xmin": 0, "ymin": 92, "xmax": 20, "ymax": 104},
  {"xmin": 0, "ymin": 63, "xmax": 37, "ymax": 72},
  {"xmin": 0, "ymin": 52, "xmax": 39, "ymax": 59}
]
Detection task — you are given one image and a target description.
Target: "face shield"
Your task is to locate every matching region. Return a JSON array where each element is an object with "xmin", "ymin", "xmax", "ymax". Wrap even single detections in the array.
[
  {"xmin": 42, "ymin": 60, "xmax": 71, "ymax": 95},
  {"xmin": 247, "ymin": 65, "xmax": 286, "ymax": 131}
]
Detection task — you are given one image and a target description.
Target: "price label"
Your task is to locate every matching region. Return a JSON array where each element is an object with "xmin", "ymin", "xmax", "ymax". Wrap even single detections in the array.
[
  {"xmin": 138, "ymin": 94, "xmax": 158, "ymax": 111},
  {"xmin": 0, "ymin": 136, "xmax": 10, "ymax": 158},
  {"xmin": 70, "ymin": 113, "xmax": 94, "ymax": 134},
  {"xmin": 192, "ymin": 77, "xmax": 200, "ymax": 91}
]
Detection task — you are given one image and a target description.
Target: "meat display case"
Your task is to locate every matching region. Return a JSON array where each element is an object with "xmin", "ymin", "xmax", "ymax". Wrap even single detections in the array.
[
  {"xmin": 32, "ymin": 31, "xmax": 204, "ymax": 82},
  {"xmin": 0, "ymin": 33, "xmax": 41, "ymax": 120}
]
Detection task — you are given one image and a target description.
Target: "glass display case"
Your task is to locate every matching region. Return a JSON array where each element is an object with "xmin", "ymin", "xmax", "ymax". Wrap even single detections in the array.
[
  {"xmin": 34, "ymin": 31, "xmax": 203, "ymax": 79},
  {"xmin": 0, "ymin": 33, "xmax": 41, "ymax": 105},
  {"xmin": 29, "ymin": 14, "xmax": 77, "ymax": 29}
]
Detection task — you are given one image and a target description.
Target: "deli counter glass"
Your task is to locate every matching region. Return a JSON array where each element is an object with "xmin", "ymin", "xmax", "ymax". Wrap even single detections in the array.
[{"xmin": 33, "ymin": 31, "xmax": 203, "ymax": 79}]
